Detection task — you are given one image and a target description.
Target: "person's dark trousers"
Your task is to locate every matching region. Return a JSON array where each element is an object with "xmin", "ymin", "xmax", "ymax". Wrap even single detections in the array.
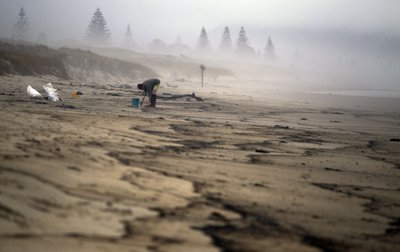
[{"xmin": 151, "ymin": 94, "xmax": 157, "ymax": 107}]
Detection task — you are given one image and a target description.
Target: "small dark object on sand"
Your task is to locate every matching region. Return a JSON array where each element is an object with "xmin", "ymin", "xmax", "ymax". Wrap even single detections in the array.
[
  {"xmin": 71, "ymin": 91, "xmax": 83, "ymax": 97},
  {"xmin": 390, "ymin": 138, "xmax": 400, "ymax": 142},
  {"xmin": 274, "ymin": 125, "xmax": 289, "ymax": 129},
  {"xmin": 57, "ymin": 104, "xmax": 76, "ymax": 109},
  {"xmin": 255, "ymin": 149, "xmax": 270, "ymax": 153},
  {"xmin": 0, "ymin": 92, "xmax": 15, "ymax": 96},
  {"xmin": 324, "ymin": 167, "xmax": 342, "ymax": 172},
  {"xmin": 107, "ymin": 93, "xmax": 122, "ymax": 96}
]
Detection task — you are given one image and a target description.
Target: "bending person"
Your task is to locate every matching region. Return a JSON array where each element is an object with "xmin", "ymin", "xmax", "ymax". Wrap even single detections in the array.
[{"xmin": 137, "ymin": 78, "xmax": 160, "ymax": 107}]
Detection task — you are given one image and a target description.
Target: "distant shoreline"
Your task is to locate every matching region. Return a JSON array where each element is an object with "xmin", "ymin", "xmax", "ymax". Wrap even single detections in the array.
[{"xmin": 308, "ymin": 89, "xmax": 400, "ymax": 98}]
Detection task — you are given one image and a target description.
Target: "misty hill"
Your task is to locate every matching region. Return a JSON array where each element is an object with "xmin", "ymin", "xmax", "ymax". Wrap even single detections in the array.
[
  {"xmin": 0, "ymin": 40, "xmax": 157, "ymax": 84},
  {"xmin": 88, "ymin": 47, "xmax": 235, "ymax": 82}
]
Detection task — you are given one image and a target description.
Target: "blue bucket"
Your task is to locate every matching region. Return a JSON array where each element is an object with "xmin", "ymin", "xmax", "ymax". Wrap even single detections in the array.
[{"xmin": 131, "ymin": 98, "xmax": 140, "ymax": 108}]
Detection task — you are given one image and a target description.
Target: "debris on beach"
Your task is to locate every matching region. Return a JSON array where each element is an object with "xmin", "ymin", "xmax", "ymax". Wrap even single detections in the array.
[
  {"xmin": 160, "ymin": 92, "xmax": 204, "ymax": 101},
  {"xmin": 56, "ymin": 104, "xmax": 76, "ymax": 109},
  {"xmin": 107, "ymin": 92, "xmax": 122, "ymax": 97},
  {"xmin": 273, "ymin": 125, "xmax": 290, "ymax": 129},
  {"xmin": 71, "ymin": 91, "xmax": 83, "ymax": 98},
  {"xmin": 43, "ymin": 83, "xmax": 60, "ymax": 102},
  {"xmin": 35, "ymin": 101, "xmax": 48, "ymax": 104},
  {"xmin": 27, "ymin": 85, "xmax": 42, "ymax": 98}
]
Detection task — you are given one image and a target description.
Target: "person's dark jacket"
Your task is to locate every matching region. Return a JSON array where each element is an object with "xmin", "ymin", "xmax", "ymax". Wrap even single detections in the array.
[{"xmin": 142, "ymin": 79, "xmax": 160, "ymax": 97}]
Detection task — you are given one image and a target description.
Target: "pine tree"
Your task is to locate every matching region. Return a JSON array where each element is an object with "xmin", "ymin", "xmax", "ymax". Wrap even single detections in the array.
[
  {"xmin": 235, "ymin": 26, "xmax": 255, "ymax": 55},
  {"xmin": 196, "ymin": 27, "xmax": 210, "ymax": 52},
  {"xmin": 264, "ymin": 36, "xmax": 275, "ymax": 58},
  {"xmin": 12, "ymin": 7, "xmax": 30, "ymax": 41},
  {"xmin": 123, "ymin": 24, "xmax": 137, "ymax": 49},
  {"xmin": 236, "ymin": 26, "xmax": 248, "ymax": 48},
  {"xmin": 85, "ymin": 8, "xmax": 111, "ymax": 46},
  {"xmin": 219, "ymin": 26, "xmax": 232, "ymax": 54}
]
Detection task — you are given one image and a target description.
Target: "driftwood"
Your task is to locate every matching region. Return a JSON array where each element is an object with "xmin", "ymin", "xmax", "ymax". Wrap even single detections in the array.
[{"xmin": 159, "ymin": 92, "xmax": 204, "ymax": 101}]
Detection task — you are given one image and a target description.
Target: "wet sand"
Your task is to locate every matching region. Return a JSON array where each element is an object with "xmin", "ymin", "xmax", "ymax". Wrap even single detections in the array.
[{"xmin": 0, "ymin": 75, "xmax": 399, "ymax": 252}]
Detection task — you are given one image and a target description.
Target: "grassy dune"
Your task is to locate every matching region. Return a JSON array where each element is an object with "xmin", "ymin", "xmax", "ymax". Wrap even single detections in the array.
[{"xmin": 0, "ymin": 40, "xmax": 157, "ymax": 83}]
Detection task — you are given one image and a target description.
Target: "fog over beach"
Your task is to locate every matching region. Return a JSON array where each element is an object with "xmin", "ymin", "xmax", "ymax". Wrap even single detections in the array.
[
  {"xmin": 0, "ymin": 1, "xmax": 399, "ymax": 252},
  {"xmin": 1, "ymin": 0, "xmax": 399, "ymax": 91}
]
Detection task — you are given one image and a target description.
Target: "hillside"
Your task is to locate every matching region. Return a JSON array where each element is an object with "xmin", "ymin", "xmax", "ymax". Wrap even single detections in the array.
[{"xmin": 0, "ymin": 40, "xmax": 157, "ymax": 84}]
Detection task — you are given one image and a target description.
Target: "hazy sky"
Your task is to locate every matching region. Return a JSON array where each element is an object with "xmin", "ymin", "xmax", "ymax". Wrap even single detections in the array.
[{"xmin": 0, "ymin": 0, "xmax": 399, "ymax": 46}]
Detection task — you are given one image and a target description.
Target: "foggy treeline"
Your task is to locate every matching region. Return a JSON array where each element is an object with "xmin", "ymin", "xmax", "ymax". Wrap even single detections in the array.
[
  {"xmin": 3, "ymin": 4, "xmax": 400, "ymax": 90},
  {"xmin": 10, "ymin": 7, "xmax": 276, "ymax": 59}
]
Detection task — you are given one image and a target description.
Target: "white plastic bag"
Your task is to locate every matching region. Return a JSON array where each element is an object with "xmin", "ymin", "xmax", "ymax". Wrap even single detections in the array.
[
  {"xmin": 27, "ymin": 85, "xmax": 42, "ymax": 98},
  {"xmin": 43, "ymin": 83, "xmax": 59, "ymax": 102}
]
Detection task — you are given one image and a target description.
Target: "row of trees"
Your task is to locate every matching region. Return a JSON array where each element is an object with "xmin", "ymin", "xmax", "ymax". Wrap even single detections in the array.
[
  {"xmin": 11, "ymin": 7, "xmax": 276, "ymax": 58},
  {"xmin": 197, "ymin": 26, "xmax": 275, "ymax": 58},
  {"xmin": 84, "ymin": 8, "xmax": 276, "ymax": 57}
]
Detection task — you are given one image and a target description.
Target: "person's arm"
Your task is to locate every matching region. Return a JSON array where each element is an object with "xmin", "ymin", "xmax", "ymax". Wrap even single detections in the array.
[{"xmin": 144, "ymin": 86, "xmax": 154, "ymax": 104}]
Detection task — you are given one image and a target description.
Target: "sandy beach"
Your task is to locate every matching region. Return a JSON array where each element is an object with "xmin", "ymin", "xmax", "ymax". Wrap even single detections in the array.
[{"xmin": 0, "ymin": 72, "xmax": 399, "ymax": 252}]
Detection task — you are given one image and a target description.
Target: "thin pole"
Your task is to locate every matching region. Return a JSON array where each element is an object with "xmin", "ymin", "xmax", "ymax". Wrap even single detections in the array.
[{"xmin": 200, "ymin": 64, "xmax": 206, "ymax": 88}]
